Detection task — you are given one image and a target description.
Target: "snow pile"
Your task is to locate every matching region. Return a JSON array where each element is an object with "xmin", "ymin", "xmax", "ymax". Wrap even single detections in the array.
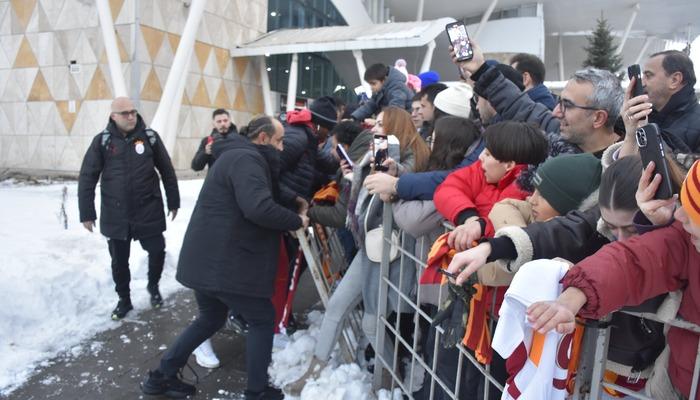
[
  {"xmin": 0, "ymin": 179, "xmax": 203, "ymax": 395},
  {"xmin": 269, "ymin": 311, "xmax": 414, "ymax": 400}
]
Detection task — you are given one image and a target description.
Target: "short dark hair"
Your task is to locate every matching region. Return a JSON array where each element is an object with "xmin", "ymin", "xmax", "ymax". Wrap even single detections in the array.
[
  {"xmin": 650, "ymin": 50, "xmax": 696, "ymax": 87},
  {"xmin": 412, "ymin": 92, "xmax": 423, "ymax": 102},
  {"xmin": 510, "ymin": 53, "xmax": 546, "ymax": 84},
  {"xmin": 331, "ymin": 120, "xmax": 363, "ymax": 146},
  {"xmin": 427, "ymin": 117, "xmax": 479, "ymax": 171},
  {"xmin": 483, "ymin": 121, "xmax": 548, "ymax": 165},
  {"xmin": 212, "ymin": 108, "xmax": 229, "ymax": 119},
  {"xmin": 417, "ymin": 83, "xmax": 448, "ymax": 105},
  {"xmin": 364, "ymin": 63, "xmax": 388, "ymax": 82},
  {"xmin": 240, "ymin": 115, "xmax": 275, "ymax": 140}
]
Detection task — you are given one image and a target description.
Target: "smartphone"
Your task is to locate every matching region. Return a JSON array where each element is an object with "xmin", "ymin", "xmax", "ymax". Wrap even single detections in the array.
[
  {"xmin": 445, "ymin": 21, "xmax": 473, "ymax": 62},
  {"xmin": 636, "ymin": 123, "xmax": 674, "ymax": 199},
  {"xmin": 627, "ymin": 64, "xmax": 644, "ymax": 98},
  {"xmin": 336, "ymin": 144, "xmax": 354, "ymax": 167},
  {"xmin": 373, "ymin": 134, "xmax": 389, "ymax": 172}
]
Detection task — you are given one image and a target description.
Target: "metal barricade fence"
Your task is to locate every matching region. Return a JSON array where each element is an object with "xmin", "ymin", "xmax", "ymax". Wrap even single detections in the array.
[
  {"xmin": 373, "ymin": 202, "xmax": 504, "ymax": 399},
  {"xmin": 371, "ymin": 202, "xmax": 700, "ymax": 400}
]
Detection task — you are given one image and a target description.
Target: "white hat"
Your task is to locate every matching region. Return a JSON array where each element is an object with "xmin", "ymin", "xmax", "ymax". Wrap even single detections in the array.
[{"xmin": 433, "ymin": 83, "xmax": 473, "ymax": 119}]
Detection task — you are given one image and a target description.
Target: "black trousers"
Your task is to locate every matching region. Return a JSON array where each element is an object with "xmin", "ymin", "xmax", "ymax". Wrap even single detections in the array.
[
  {"xmin": 107, "ymin": 234, "xmax": 165, "ymax": 298},
  {"xmin": 158, "ymin": 290, "xmax": 275, "ymax": 394}
]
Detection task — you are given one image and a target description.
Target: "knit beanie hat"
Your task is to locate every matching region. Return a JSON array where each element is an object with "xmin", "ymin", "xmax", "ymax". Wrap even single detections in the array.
[
  {"xmin": 418, "ymin": 71, "xmax": 440, "ymax": 86},
  {"xmin": 309, "ymin": 96, "xmax": 338, "ymax": 129},
  {"xmin": 433, "ymin": 82, "xmax": 473, "ymax": 119},
  {"xmin": 533, "ymin": 153, "xmax": 602, "ymax": 215},
  {"xmin": 681, "ymin": 160, "xmax": 700, "ymax": 225}
]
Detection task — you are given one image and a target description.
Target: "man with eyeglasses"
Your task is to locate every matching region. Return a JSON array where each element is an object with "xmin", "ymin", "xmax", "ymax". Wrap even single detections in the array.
[{"xmin": 78, "ymin": 97, "xmax": 180, "ymax": 320}]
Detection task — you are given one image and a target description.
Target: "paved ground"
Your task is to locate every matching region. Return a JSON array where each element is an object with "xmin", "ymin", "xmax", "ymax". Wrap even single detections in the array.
[{"xmin": 5, "ymin": 273, "xmax": 320, "ymax": 400}]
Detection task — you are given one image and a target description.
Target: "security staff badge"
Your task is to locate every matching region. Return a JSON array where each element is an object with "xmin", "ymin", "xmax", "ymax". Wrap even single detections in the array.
[{"xmin": 134, "ymin": 139, "xmax": 145, "ymax": 155}]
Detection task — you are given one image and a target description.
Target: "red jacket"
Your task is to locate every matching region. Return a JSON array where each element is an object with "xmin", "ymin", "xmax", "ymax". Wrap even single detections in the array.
[
  {"xmin": 434, "ymin": 161, "xmax": 528, "ymax": 237},
  {"xmin": 562, "ymin": 221, "xmax": 700, "ymax": 399}
]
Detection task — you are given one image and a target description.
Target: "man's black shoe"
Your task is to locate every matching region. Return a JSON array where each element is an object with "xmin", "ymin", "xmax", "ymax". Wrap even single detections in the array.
[
  {"xmin": 141, "ymin": 369, "xmax": 196, "ymax": 398},
  {"xmin": 148, "ymin": 285, "xmax": 164, "ymax": 308},
  {"xmin": 244, "ymin": 386, "xmax": 284, "ymax": 400},
  {"xmin": 111, "ymin": 298, "xmax": 133, "ymax": 320}
]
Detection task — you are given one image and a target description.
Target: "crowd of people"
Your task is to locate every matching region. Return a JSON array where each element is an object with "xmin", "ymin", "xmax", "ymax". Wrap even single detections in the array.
[{"xmin": 76, "ymin": 38, "xmax": 700, "ymax": 400}]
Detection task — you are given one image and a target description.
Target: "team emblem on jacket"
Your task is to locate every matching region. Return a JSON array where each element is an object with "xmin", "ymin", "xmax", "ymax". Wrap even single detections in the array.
[{"xmin": 134, "ymin": 140, "xmax": 145, "ymax": 155}]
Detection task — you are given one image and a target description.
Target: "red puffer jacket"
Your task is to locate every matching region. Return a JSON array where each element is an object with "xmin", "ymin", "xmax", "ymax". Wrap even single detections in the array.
[
  {"xmin": 434, "ymin": 160, "xmax": 528, "ymax": 237},
  {"xmin": 562, "ymin": 221, "xmax": 700, "ymax": 400}
]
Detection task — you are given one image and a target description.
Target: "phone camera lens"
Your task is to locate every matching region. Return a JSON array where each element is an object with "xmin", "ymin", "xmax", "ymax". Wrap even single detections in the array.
[{"xmin": 635, "ymin": 128, "xmax": 647, "ymax": 147}]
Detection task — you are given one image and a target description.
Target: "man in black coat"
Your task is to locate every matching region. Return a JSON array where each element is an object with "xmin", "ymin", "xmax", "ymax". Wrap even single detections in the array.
[
  {"xmin": 141, "ymin": 116, "xmax": 307, "ymax": 400},
  {"xmin": 78, "ymin": 97, "xmax": 179, "ymax": 320},
  {"xmin": 190, "ymin": 108, "xmax": 238, "ymax": 171}
]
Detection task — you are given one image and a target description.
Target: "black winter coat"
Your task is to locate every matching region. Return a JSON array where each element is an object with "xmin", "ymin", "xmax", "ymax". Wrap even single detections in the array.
[
  {"xmin": 176, "ymin": 136, "xmax": 302, "ymax": 298},
  {"xmin": 279, "ymin": 123, "xmax": 338, "ymax": 201},
  {"xmin": 650, "ymin": 84, "xmax": 700, "ymax": 153},
  {"xmin": 78, "ymin": 116, "xmax": 179, "ymax": 240},
  {"xmin": 190, "ymin": 125, "xmax": 238, "ymax": 171}
]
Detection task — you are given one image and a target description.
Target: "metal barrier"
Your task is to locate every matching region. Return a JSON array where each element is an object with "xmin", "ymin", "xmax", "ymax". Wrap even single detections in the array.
[
  {"xmin": 373, "ymin": 202, "xmax": 504, "ymax": 399},
  {"xmin": 370, "ymin": 201, "xmax": 700, "ymax": 400}
]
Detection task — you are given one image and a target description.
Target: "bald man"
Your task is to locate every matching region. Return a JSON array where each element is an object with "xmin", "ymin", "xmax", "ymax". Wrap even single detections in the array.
[{"xmin": 78, "ymin": 97, "xmax": 180, "ymax": 320}]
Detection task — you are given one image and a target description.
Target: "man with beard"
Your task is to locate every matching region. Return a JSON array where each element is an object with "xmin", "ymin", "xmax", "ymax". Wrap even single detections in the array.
[{"xmin": 191, "ymin": 108, "xmax": 239, "ymax": 171}]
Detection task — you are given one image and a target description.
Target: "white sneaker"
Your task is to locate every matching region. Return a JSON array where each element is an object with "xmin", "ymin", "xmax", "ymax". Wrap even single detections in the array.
[{"xmin": 193, "ymin": 338, "xmax": 220, "ymax": 368}]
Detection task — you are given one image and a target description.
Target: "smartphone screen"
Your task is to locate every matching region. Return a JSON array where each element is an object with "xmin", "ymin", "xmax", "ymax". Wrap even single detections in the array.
[
  {"xmin": 446, "ymin": 22, "xmax": 473, "ymax": 61},
  {"xmin": 627, "ymin": 64, "xmax": 644, "ymax": 98},
  {"xmin": 373, "ymin": 134, "xmax": 389, "ymax": 172}
]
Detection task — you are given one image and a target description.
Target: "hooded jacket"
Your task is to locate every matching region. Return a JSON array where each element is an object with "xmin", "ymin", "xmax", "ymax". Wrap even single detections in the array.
[
  {"xmin": 351, "ymin": 66, "xmax": 414, "ymax": 121},
  {"xmin": 176, "ymin": 136, "xmax": 302, "ymax": 298},
  {"xmin": 78, "ymin": 115, "xmax": 179, "ymax": 240},
  {"xmin": 191, "ymin": 124, "xmax": 239, "ymax": 171}
]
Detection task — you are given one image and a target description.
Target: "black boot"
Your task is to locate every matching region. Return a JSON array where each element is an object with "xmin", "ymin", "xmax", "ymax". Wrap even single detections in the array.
[
  {"xmin": 111, "ymin": 297, "xmax": 133, "ymax": 320},
  {"xmin": 148, "ymin": 284, "xmax": 163, "ymax": 308},
  {"xmin": 141, "ymin": 369, "xmax": 196, "ymax": 398},
  {"xmin": 244, "ymin": 386, "xmax": 284, "ymax": 400}
]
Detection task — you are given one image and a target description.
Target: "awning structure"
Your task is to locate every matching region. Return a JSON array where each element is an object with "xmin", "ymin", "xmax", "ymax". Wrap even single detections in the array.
[{"xmin": 229, "ymin": 17, "xmax": 456, "ymax": 57}]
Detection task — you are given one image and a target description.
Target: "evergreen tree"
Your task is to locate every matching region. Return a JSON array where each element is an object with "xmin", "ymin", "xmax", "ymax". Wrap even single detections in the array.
[{"xmin": 583, "ymin": 14, "xmax": 623, "ymax": 73}]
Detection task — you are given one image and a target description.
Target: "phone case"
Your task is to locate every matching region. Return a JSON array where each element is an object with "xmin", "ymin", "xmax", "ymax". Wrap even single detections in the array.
[
  {"xmin": 445, "ymin": 22, "xmax": 473, "ymax": 62},
  {"xmin": 636, "ymin": 123, "xmax": 674, "ymax": 199},
  {"xmin": 627, "ymin": 64, "xmax": 644, "ymax": 98}
]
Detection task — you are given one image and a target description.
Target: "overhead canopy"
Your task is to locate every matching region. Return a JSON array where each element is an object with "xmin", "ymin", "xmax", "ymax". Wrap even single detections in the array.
[{"xmin": 229, "ymin": 17, "xmax": 456, "ymax": 57}]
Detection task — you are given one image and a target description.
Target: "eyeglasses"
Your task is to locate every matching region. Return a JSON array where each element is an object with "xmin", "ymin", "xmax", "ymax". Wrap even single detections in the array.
[
  {"xmin": 112, "ymin": 109, "xmax": 137, "ymax": 118},
  {"xmin": 556, "ymin": 98, "xmax": 600, "ymax": 115}
]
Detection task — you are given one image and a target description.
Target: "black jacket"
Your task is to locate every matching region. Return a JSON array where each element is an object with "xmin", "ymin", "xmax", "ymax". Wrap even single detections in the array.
[
  {"xmin": 176, "ymin": 136, "xmax": 302, "ymax": 298},
  {"xmin": 650, "ymin": 84, "xmax": 700, "ymax": 153},
  {"xmin": 191, "ymin": 125, "xmax": 238, "ymax": 171},
  {"xmin": 279, "ymin": 123, "xmax": 338, "ymax": 201},
  {"xmin": 78, "ymin": 116, "xmax": 180, "ymax": 240}
]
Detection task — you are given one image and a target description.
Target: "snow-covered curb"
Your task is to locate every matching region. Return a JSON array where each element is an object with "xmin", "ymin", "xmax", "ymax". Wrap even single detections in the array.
[{"xmin": 0, "ymin": 180, "xmax": 203, "ymax": 395}]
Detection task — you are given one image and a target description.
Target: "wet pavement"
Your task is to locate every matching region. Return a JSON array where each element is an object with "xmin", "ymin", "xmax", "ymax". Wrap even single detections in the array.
[{"xmin": 5, "ymin": 274, "xmax": 320, "ymax": 400}]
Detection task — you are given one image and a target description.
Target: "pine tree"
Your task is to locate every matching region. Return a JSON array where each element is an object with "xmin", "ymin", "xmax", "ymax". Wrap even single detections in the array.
[{"xmin": 583, "ymin": 14, "xmax": 623, "ymax": 73}]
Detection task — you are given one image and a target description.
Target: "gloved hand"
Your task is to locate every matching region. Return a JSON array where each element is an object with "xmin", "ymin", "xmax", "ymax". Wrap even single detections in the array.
[{"xmin": 431, "ymin": 276, "xmax": 478, "ymax": 348}]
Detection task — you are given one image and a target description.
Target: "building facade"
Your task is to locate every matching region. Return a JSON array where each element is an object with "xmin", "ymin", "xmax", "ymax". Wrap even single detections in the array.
[{"xmin": 0, "ymin": 0, "xmax": 267, "ymax": 174}]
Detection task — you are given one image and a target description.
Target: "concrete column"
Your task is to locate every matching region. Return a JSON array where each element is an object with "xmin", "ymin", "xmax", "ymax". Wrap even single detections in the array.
[
  {"xmin": 616, "ymin": 3, "xmax": 640, "ymax": 55},
  {"xmin": 164, "ymin": 45, "xmax": 193, "ymax": 153},
  {"xmin": 473, "ymin": 0, "xmax": 499, "ymax": 41},
  {"xmin": 286, "ymin": 53, "xmax": 299, "ymax": 112},
  {"xmin": 258, "ymin": 56, "xmax": 274, "ymax": 115},
  {"xmin": 558, "ymin": 34, "xmax": 565, "ymax": 81},
  {"xmin": 152, "ymin": 0, "xmax": 206, "ymax": 153},
  {"xmin": 416, "ymin": 0, "xmax": 425, "ymax": 21},
  {"xmin": 419, "ymin": 40, "xmax": 436, "ymax": 73},
  {"xmin": 352, "ymin": 49, "xmax": 371, "ymax": 94},
  {"xmin": 96, "ymin": 0, "xmax": 128, "ymax": 97}
]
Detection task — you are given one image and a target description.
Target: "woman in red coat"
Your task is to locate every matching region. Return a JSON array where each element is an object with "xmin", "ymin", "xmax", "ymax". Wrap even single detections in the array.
[{"xmin": 528, "ymin": 160, "xmax": 700, "ymax": 399}]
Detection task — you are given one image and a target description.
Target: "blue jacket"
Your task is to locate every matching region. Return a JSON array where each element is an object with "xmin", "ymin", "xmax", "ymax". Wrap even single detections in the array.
[
  {"xmin": 526, "ymin": 83, "xmax": 556, "ymax": 110},
  {"xmin": 351, "ymin": 66, "xmax": 414, "ymax": 121},
  {"xmin": 396, "ymin": 138, "xmax": 485, "ymax": 201}
]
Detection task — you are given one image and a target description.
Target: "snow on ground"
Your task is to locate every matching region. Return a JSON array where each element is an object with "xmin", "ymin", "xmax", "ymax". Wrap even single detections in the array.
[
  {"xmin": 270, "ymin": 311, "xmax": 407, "ymax": 400},
  {"xmin": 0, "ymin": 178, "xmax": 203, "ymax": 395}
]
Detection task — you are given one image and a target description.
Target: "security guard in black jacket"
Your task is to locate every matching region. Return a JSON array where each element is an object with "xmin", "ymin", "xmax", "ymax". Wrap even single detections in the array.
[{"xmin": 78, "ymin": 97, "xmax": 180, "ymax": 320}]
